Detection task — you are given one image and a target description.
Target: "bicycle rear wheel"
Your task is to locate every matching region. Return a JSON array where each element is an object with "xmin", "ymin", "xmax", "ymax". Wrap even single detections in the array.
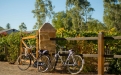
[
  {"xmin": 17, "ymin": 54, "xmax": 31, "ymax": 70},
  {"xmin": 37, "ymin": 55, "xmax": 50, "ymax": 72},
  {"xmin": 67, "ymin": 55, "xmax": 84, "ymax": 74}
]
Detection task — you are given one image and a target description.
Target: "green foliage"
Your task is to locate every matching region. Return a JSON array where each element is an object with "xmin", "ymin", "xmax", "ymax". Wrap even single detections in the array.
[
  {"xmin": 106, "ymin": 44, "xmax": 121, "ymax": 74},
  {"xmin": 19, "ymin": 22, "xmax": 27, "ymax": 31},
  {"xmin": 0, "ymin": 31, "xmax": 36, "ymax": 63},
  {"xmin": 24, "ymin": 31, "xmax": 37, "ymax": 47},
  {"xmin": 32, "ymin": 0, "xmax": 54, "ymax": 29},
  {"xmin": 107, "ymin": 58, "xmax": 121, "ymax": 74},
  {"xmin": 6, "ymin": 23, "xmax": 11, "ymax": 29},
  {"xmin": 52, "ymin": 0, "xmax": 95, "ymax": 32},
  {"xmin": 26, "ymin": 39, "xmax": 36, "ymax": 47},
  {"xmin": 0, "ymin": 53, "xmax": 6, "ymax": 61},
  {"xmin": 0, "ymin": 36, "xmax": 8, "ymax": 61},
  {"xmin": 87, "ymin": 18, "xmax": 107, "ymax": 32},
  {"xmin": 7, "ymin": 32, "xmax": 21, "ymax": 64},
  {"xmin": 0, "ymin": 26, "xmax": 4, "ymax": 31},
  {"xmin": 66, "ymin": 0, "xmax": 94, "ymax": 31},
  {"xmin": 0, "ymin": 36, "xmax": 8, "ymax": 45},
  {"xmin": 103, "ymin": 0, "xmax": 121, "ymax": 32},
  {"xmin": 52, "ymin": 11, "xmax": 67, "ymax": 29}
]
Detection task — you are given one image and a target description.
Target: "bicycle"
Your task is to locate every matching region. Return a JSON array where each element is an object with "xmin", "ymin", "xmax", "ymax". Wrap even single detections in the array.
[
  {"xmin": 50, "ymin": 44, "xmax": 85, "ymax": 74},
  {"xmin": 17, "ymin": 47, "xmax": 50, "ymax": 72}
]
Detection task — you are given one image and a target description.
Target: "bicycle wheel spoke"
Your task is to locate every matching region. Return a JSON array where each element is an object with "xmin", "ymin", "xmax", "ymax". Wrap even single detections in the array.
[
  {"xmin": 37, "ymin": 55, "xmax": 50, "ymax": 72},
  {"xmin": 67, "ymin": 55, "xmax": 84, "ymax": 74},
  {"xmin": 17, "ymin": 54, "xmax": 30, "ymax": 70},
  {"xmin": 48, "ymin": 54, "xmax": 58, "ymax": 72}
]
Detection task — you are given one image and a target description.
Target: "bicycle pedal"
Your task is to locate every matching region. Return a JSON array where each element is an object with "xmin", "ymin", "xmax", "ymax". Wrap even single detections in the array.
[
  {"xmin": 33, "ymin": 62, "xmax": 44, "ymax": 68},
  {"xmin": 38, "ymin": 62, "xmax": 44, "ymax": 66}
]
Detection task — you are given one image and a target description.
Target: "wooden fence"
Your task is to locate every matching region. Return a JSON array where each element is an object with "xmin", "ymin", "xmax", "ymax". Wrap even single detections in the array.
[
  {"xmin": 50, "ymin": 32, "xmax": 121, "ymax": 75},
  {"xmin": 21, "ymin": 31, "xmax": 121, "ymax": 75}
]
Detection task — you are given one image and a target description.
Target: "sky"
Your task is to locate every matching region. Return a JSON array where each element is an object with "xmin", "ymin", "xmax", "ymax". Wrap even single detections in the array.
[{"xmin": 0, "ymin": 0, "xmax": 104, "ymax": 31}]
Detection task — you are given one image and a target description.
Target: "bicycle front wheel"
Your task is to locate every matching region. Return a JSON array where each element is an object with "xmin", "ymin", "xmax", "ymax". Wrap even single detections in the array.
[
  {"xmin": 67, "ymin": 55, "xmax": 84, "ymax": 74},
  {"xmin": 37, "ymin": 55, "xmax": 50, "ymax": 72},
  {"xmin": 17, "ymin": 54, "xmax": 31, "ymax": 71}
]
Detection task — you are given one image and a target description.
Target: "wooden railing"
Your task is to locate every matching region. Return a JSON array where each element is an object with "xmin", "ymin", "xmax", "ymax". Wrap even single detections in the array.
[
  {"xmin": 20, "ymin": 31, "xmax": 39, "ymax": 57},
  {"xmin": 20, "ymin": 31, "xmax": 121, "ymax": 75},
  {"xmin": 50, "ymin": 32, "xmax": 121, "ymax": 75}
]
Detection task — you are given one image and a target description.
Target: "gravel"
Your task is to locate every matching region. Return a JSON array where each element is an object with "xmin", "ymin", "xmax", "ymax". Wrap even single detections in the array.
[{"xmin": 0, "ymin": 61, "xmax": 71, "ymax": 75}]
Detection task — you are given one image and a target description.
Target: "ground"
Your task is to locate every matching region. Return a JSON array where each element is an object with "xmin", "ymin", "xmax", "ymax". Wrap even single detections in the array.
[
  {"xmin": 0, "ymin": 61, "xmax": 113, "ymax": 75},
  {"xmin": 0, "ymin": 61, "xmax": 78, "ymax": 75},
  {"xmin": 0, "ymin": 61, "xmax": 68, "ymax": 75}
]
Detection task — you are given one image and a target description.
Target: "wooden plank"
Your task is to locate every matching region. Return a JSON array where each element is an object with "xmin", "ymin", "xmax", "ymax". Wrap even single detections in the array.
[
  {"xmin": 50, "ymin": 37, "xmax": 98, "ymax": 41},
  {"xmin": 114, "ymin": 55, "xmax": 121, "ymax": 58},
  {"xmin": 22, "ymin": 36, "xmax": 36, "ymax": 40},
  {"xmin": 66, "ymin": 37, "xmax": 98, "ymax": 40},
  {"xmin": 36, "ymin": 31, "xmax": 39, "ymax": 58},
  {"xmin": 50, "ymin": 38, "xmax": 66, "ymax": 40},
  {"xmin": 104, "ymin": 55, "xmax": 121, "ymax": 58},
  {"xmin": 98, "ymin": 32, "xmax": 104, "ymax": 75},
  {"xmin": 104, "ymin": 36, "xmax": 121, "ymax": 40},
  {"xmin": 22, "ymin": 40, "xmax": 28, "ymax": 48},
  {"xmin": 50, "ymin": 36, "xmax": 121, "ymax": 41},
  {"xmin": 113, "ymin": 36, "xmax": 121, "ymax": 39},
  {"xmin": 104, "ymin": 55, "xmax": 114, "ymax": 58},
  {"xmin": 82, "ymin": 54, "xmax": 121, "ymax": 58},
  {"xmin": 83, "ymin": 54, "xmax": 98, "ymax": 57}
]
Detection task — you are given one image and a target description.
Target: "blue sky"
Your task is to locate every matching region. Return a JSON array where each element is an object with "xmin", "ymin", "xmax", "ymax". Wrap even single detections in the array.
[{"xmin": 0, "ymin": 0, "xmax": 103, "ymax": 31}]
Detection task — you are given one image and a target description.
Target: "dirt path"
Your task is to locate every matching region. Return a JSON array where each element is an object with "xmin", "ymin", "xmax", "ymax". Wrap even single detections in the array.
[
  {"xmin": 0, "ymin": 61, "xmax": 106, "ymax": 75},
  {"xmin": 0, "ymin": 61, "xmax": 71, "ymax": 75}
]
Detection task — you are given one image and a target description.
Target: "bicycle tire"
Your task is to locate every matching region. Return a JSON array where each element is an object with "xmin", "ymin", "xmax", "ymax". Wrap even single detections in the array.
[
  {"xmin": 67, "ymin": 55, "xmax": 84, "ymax": 74},
  {"xmin": 37, "ymin": 55, "xmax": 50, "ymax": 72},
  {"xmin": 17, "ymin": 54, "xmax": 31, "ymax": 71},
  {"xmin": 49, "ymin": 54, "xmax": 58, "ymax": 72}
]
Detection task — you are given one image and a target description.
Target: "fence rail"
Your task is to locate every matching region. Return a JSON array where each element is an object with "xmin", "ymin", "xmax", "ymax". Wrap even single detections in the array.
[{"xmin": 50, "ymin": 32, "xmax": 121, "ymax": 75}]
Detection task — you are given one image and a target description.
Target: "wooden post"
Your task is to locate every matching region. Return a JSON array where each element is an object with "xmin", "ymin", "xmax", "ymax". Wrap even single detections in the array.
[
  {"xmin": 98, "ymin": 32, "xmax": 104, "ymax": 75},
  {"xmin": 36, "ymin": 30, "xmax": 39, "ymax": 58}
]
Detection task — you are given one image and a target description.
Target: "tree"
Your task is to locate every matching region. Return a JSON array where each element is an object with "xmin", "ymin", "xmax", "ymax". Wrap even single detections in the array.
[
  {"xmin": 103, "ymin": 0, "xmax": 121, "ymax": 32},
  {"xmin": 52, "ymin": 11, "xmax": 73, "ymax": 31},
  {"xmin": 6, "ymin": 23, "xmax": 11, "ymax": 29},
  {"xmin": 52, "ymin": 11, "xmax": 67, "ymax": 29},
  {"xmin": 0, "ymin": 26, "xmax": 4, "ymax": 31},
  {"xmin": 52, "ymin": 11, "xmax": 63, "ymax": 29},
  {"xmin": 19, "ymin": 22, "xmax": 27, "ymax": 32},
  {"xmin": 32, "ymin": 0, "xmax": 54, "ymax": 29},
  {"xmin": 66, "ymin": 8, "xmax": 83, "ymax": 31},
  {"xmin": 87, "ymin": 18, "xmax": 107, "ymax": 32},
  {"xmin": 66, "ymin": 0, "xmax": 94, "ymax": 31}
]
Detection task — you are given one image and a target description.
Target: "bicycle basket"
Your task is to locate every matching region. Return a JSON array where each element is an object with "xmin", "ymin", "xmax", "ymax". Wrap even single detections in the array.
[
  {"xmin": 39, "ymin": 50, "xmax": 49, "ymax": 55},
  {"xmin": 25, "ymin": 47, "xmax": 31, "ymax": 54}
]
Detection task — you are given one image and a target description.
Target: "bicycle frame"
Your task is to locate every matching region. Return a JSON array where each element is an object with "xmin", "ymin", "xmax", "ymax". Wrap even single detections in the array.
[
  {"xmin": 24, "ymin": 47, "xmax": 42, "ymax": 68},
  {"xmin": 25, "ymin": 47, "xmax": 37, "ymax": 61},
  {"xmin": 55, "ymin": 49, "xmax": 76, "ymax": 66},
  {"xmin": 30, "ymin": 53, "xmax": 37, "ymax": 60},
  {"xmin": 50, "ymin": 44, "xmax": 84, "ymax": 74}
]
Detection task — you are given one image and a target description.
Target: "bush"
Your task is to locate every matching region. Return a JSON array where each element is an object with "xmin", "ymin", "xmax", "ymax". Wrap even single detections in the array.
[
  {"xmin": 7, "ymin": 32, "xmax": 20, "ymax": 64},
  {"xmin": 0, "ymin": 53, "xmax": 6, "ymax": 61}
]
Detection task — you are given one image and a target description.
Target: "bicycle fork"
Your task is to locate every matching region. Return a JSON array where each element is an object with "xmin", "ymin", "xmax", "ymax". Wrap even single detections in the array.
[{"xmin": 53, "ymin": 54, "xmax": 59, "ymax": 69}]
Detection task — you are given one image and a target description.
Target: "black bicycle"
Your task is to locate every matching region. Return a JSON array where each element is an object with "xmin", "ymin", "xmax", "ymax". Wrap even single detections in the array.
[{"xmin": 17, "ymin": 47, "xmax": 50, "ymax": 72}]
